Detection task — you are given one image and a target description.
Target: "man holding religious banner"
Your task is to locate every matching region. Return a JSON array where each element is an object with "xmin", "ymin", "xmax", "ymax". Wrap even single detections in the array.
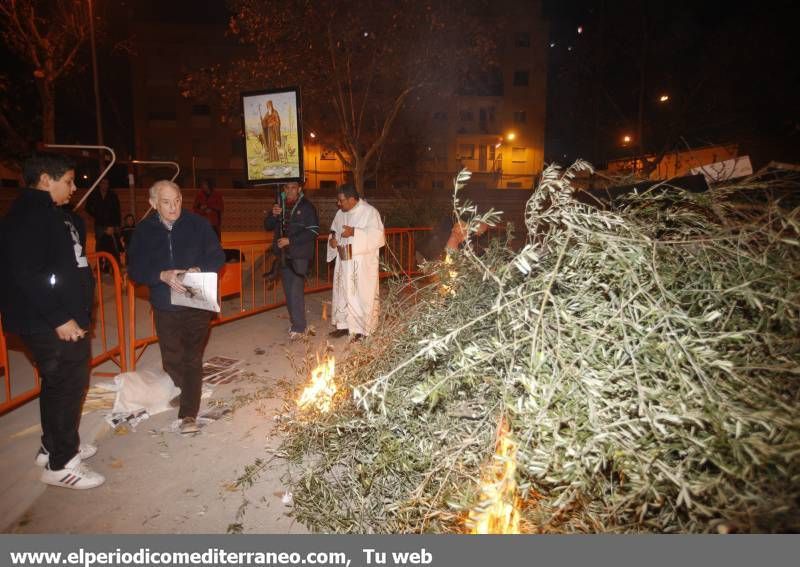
[
  {"xmin": 127, "ymin": 180, "xmax": 224, "ymax": 434},
  {"xmin": 327, "ymin": 183, "xmax": 385, "ymax": 341}
]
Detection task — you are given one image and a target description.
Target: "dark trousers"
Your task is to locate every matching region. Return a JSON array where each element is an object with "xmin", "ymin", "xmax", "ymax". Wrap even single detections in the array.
[
  {"xmin": 21, "ymin": 331, "xmax": 91, "ymax": 470},
  {"xmin": 281, "ymin": 265, "xmax": 307, "ymax": 333},
  {"xmin": 153, "ymin": 308, "xmax": 212, "ymax": 419}
]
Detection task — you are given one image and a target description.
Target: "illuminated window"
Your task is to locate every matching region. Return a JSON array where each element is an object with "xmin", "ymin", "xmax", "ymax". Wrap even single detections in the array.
[
  {"xmin": 458, "ymin": 144, "xmax": 475, "ymax": 159},
  {"xmin": 513, "ymin": 110, "xmax": 527, "ymax": 123},
  {"xmin": 512, "ymin": 147, "xmax": 527, "ymax": 162}
]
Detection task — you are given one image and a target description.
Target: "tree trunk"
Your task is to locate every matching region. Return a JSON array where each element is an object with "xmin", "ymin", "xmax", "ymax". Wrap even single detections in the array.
[
  {"xmin": 37, "ymin": 78, "xmax": 57, "ymax": 144},
  {"xmin": 352, "ymin": 159, "xmax": 366, "ymax": 198}
]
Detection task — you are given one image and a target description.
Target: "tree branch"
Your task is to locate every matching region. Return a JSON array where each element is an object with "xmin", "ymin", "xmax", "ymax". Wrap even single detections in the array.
[{"xmin": 361, "ymin": 83, "xmax": 418, "ymax": 168}]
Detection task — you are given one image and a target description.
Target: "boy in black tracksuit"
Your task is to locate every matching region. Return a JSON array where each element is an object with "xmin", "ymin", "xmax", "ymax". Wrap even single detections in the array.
[
  {"xmin": 0, "ymin": 153, "xmax": 104, "ymax": 489},
  {"xmin": 263, "ymin": 181, "xmax": 319, "ymax": 338}
]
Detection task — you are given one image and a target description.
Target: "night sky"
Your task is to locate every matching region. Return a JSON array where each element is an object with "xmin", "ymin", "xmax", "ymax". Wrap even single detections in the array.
[{"xmin": 544, "ymin": 0, "xmax": 800, "ymax": 168}]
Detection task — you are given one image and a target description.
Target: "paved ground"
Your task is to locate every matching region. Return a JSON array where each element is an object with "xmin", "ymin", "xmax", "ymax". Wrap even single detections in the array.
[{"xmin": 0, "ymin": 291, "xmax": 352, "ymax": 534}]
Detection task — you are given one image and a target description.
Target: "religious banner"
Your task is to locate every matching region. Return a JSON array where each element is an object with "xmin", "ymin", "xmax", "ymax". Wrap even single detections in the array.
[{"xmin": 241, "ymin": 87, "xmax": 304, "ymax": 185}]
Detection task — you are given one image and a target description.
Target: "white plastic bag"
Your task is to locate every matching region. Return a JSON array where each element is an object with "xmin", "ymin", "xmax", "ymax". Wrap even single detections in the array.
[{"xmin": 111, "ymin": 368, "xmax": 181, "ymax": 416}]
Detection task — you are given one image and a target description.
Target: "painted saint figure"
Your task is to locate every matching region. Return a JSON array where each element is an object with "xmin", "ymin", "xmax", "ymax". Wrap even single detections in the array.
[{"xmin": 261, "ymin": 100, "xmax": 281, "ymax": 162}]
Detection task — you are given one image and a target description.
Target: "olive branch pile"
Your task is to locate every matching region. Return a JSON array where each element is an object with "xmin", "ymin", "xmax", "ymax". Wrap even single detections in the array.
[{"xmin": 277, "ymin": 162, "xmax": 800, "ymax": 533}]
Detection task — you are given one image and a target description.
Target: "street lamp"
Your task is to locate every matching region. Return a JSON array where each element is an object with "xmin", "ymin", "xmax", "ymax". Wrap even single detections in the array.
[
  {"xmin": 622, "ymin": 135, "xmax": 632, "ymax": 146},
  {"xmin": 659, "ymin": 94, "xmax": 670, "ymax": 103},
  {"xmin": 505, "ymin": 132, "xmax": 516, "ymax": 142}
]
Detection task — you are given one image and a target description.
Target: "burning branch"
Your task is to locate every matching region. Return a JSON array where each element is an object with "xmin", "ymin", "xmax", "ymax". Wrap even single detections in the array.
[
  {"xmin": 297, "ymin": 357, "xmax": 337, "ymax": 413},
  {"xmin": 467, "ymin": 420, "xmax": 521, "ymax": 534}
]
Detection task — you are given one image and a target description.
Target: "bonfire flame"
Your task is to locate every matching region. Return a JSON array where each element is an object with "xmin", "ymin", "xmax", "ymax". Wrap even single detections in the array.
[
  {"xmin": 440, "ymin": 253, "xmax": 458, "ymax": 296},
  {"xmin": 468, "ymin": 421, "xmax": 521, "ymax": 534},
  {"xmin": 297, "ymin": 357, "xmax": 336, "ymax": 413}
]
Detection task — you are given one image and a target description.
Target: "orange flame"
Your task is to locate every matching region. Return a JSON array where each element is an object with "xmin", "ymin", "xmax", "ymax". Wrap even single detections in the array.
[
  {"xmin": 468, "ymin": 422, "xmax": 521, "ymax": 534},
  {"xmin": 440, "ymin": 254, "xmax": 458, "ymax": 296},
  {"xmin": 297, "ymin": 357, "xmax": 336, "ymax": 413}
]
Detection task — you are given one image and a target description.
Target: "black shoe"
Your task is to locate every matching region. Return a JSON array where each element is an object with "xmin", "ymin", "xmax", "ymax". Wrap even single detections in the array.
[
  {"xmin": 328, "ymin": 328, "xmax": 349, "ymax": 338},
  {"xmin": 351, "ymin": 333, "xmax": 366, "ymax": 343}
]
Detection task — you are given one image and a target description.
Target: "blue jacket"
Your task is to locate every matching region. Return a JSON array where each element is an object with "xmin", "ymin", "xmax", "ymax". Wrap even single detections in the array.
[
  {"xmin": 127, "ymin": 210, "xmax": 225, "ymax": 311},
  {"xmin": 263, "ymin": 194, "xmax": 319, "ymax": 275}
]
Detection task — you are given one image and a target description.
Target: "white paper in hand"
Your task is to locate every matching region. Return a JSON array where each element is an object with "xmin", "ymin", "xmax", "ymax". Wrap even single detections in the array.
[{"xmin": 170, "ymin": 272, "xmax": 220, "ymax": 312}]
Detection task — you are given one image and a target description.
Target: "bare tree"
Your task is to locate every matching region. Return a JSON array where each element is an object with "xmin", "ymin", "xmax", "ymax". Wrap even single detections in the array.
[
  {"xmin": 0, "ymin": 0, "xmax": 89, "ymax": 144},
  {"xmin": 183, "ymin": 0, "xmax": 498, "ymax": 194}
]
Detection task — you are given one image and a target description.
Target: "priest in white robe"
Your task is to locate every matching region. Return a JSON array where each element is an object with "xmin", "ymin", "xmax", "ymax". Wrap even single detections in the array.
[{"xmin": 327, "ymin": 184, "xmax": 385, "ymax": 340}]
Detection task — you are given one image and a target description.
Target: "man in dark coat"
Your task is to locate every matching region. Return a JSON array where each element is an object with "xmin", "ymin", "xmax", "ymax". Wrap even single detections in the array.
[
  {"xmin": 127, "ymin": 180, "xmax": 225, "ymax": 434},
  {"xmin": 0, "ymin": 153, "xmax": 104, "ymax": 489},
  {"xmin": 86, "ymin": 177, "xmax": 122, "ymax": 268},
  {"xmin": 264, "ymin": 181, "xmax": 319, "ymax": 339}
]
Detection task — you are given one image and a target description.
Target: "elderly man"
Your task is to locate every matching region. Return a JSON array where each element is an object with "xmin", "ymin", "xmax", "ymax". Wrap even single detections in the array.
[
  {"xmin": 0, "ymin": 153, "xmax": 103, "ymax": 489},
  {"xmin": 127, "ymin": 180, "xmax": 224, "ymax": 434},
  {"xmin": 327, "ymin": 183, "xmax": 385, "ymax": 341},
  {"xmin": 264, "ymin": 180, "xmax": 319, "ymax": 339}
]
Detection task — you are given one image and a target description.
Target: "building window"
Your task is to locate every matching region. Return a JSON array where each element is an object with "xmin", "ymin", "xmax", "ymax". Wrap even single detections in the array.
[
  {"xmin": 320, "ymin": 148, "xmax": 337, "ymax": 160},
  {"xmin": 192, "ymin": 138, "xmax": 211, "ymax": 157},
  {"xmin": 433, "ymin": 111, "xmax": 447, "ymax": 120},
  {"xmin": 513, "ymin": 110, "xmax": 527, "ymax": 124},
  {"xmin": 512, "ymin": 147, "xmax": 527, "ymax": 162},
  {"xmin": 319, "ymin": 180, "xmax": 337, "ymax": 190},
  {"xmin": 459, "ymin": 110, "xmax": 474, "ymax": 122},
  {"xmin": 148, "ymin": 139, "xmax": 176, "ymax": 160},
  {"xmin": 488, "ymin": 145, "xmax": 496, "ymax": 161},
  {"xmin": 458, "ymin": 144, "xmax": 475, "ymax": 159},
  {"xmin": 192, "ymin": 104, "xmax": 211, "ymax": 116},
  {"xmin": 432, "ymin": 179, "xmax": 444, "ymax": 189},
  {"xmin": 513, "ymin": 71, "xmax": 529, "ymax": 87},
  {"xmin": 515, "ymin": 32, "xmax": 531, "ymax": 47},
  {"xmin": 147, "ymin": 110, "xmax": 177, "ymax": 121}
]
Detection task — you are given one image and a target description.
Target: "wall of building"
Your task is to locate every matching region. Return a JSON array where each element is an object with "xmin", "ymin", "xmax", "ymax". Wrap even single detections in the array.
[{"xmin": 129, "ymin": 2, "xmax": 548, "ymax": 194}]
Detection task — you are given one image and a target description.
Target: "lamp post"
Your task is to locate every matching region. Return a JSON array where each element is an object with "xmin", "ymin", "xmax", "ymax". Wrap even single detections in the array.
[{"xmin": 88, "ymin": 0, "xmax": 103, "ymax": 154}]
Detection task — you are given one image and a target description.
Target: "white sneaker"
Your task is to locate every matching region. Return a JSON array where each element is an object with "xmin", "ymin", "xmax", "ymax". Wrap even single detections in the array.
[
  {"xmin": 41, "ymin": 454, "xmax": 105, "ymax": 490},
  {"xmin": 35, "ymin": 443, "xmax": 97, "ymax": 467}
]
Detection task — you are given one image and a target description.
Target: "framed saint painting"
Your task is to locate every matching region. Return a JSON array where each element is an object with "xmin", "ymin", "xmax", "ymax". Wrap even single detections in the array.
[{"xmin": 241, "ymin": 87, "xmax": 304, "ymax": 185}]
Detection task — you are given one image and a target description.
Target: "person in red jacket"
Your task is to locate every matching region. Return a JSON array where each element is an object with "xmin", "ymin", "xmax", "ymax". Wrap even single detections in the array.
[{"xmin": 192, "ymin": 178, "xmax": 223, "ymax": 241}]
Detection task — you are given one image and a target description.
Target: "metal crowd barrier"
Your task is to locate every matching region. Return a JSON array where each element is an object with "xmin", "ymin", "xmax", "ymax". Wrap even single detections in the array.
[
  {"xmin": 0, "ymin": 252, "xmax": 127, "ymax": 415},
  {"xmin": 1, "ymin": 226, "xmax": 507, "ymax": 411}
]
